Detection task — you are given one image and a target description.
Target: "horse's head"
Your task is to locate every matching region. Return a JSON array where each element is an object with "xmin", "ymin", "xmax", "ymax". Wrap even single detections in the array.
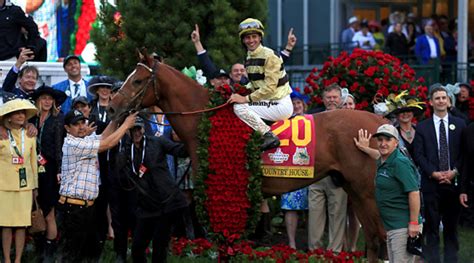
[{"xmin": 108, "ymin": 48, "xmax": 160, "ymax": 121}]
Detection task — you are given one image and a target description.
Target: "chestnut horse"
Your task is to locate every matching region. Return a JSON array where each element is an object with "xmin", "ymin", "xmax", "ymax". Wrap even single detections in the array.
[{"xmin": 108, "ymin": 52, "xmax": 387, "ymax": 261}]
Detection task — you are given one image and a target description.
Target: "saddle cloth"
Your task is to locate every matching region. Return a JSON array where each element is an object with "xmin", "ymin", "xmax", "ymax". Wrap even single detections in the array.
[{"xmin": 262, "ymin": 114, "xmax": 316, "ymax": 179}]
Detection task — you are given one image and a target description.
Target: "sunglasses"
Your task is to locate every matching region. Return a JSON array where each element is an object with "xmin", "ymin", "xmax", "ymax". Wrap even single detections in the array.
[{"xmin": 239, "ymin": 21, "xmax": 261, "ymax": 30}]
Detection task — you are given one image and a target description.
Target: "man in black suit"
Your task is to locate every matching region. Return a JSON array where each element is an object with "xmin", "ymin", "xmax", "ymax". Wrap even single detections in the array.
[
  {"xmin": 0, "ymin": 0, "xmax": 40, "ymax": 60},
  {"xmin": 414, "ymin": 86, "xmax": 466, "ymax": 263}
]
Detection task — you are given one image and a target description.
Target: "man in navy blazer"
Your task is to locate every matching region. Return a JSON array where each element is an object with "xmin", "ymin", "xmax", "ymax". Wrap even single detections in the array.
[
  {"xmin": 53, "ymin": 55, "xmax": 91, "ymax": 113},
  {"xmin": 415, "ymin": 20, "xmax": 440, "ymax": 65},
  {"xmin": 414, "ymin": 86, "xmax": 466, "ymax": 263}
]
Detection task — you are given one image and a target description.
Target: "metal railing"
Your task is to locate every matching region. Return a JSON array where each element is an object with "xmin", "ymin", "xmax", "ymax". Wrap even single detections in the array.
[{"xmin": 283, "ymin": 44, "xmax": 474, "ymax": 87}]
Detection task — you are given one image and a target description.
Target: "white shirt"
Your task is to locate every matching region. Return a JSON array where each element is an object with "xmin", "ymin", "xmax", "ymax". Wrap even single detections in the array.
[
  {"xmin": 433, "ymin": 114, "xmax": 450, "ymax": 167},
  {"xmin": 352, "ymin": 31, "xmax": 376, "ymax": 50},
  {"xmin": 67, "ymin": 79, "xmax": 87, "ymax": 99},
  {"xmin": 426, "ymin": 35, "xmax": 438, "ymax": 58}
]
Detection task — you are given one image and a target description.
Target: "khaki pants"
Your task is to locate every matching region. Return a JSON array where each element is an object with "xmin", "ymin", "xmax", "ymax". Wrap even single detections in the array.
[
  {"xmin": 386, "ymin": 228, "xmax": 416, "ymax": 263},
  {"xmin": 308, "ymin": 176, "xmax": 347, "ymax": 252}
]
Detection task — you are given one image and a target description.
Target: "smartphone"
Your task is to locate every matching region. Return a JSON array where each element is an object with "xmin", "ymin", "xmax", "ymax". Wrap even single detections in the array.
[{"xmin": 25, "ymin": 45, "xmax": 36, "ymax": 57}]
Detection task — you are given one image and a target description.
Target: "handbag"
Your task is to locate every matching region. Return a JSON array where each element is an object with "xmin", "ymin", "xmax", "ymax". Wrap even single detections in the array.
[
  {"xmin": 29, "ymin": 199, "xmax": 46, "ymax": 234},
  {"xmin": 406, "ymin": 233, "xmax": 423, "ymax": 256}
]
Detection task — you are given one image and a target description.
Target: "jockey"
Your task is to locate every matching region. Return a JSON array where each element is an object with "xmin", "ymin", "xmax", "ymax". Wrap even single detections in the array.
[{"xmin": 228, "ymin": 18, "xmax": 293, "ymax": 151}]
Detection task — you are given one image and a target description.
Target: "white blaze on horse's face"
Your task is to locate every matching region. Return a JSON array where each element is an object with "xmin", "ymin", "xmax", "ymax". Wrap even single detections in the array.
[{"xmin": 124, "ymin": 69, "xmax": 138, "ymax": 97}]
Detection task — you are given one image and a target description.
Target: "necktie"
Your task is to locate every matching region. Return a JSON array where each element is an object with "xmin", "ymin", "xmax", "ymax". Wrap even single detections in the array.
[
  {"xmin": 72, "ymin": 83, "xmax": 80, "ymax": 98},
  {"xmin": 439, "ymin": 120, "xmax": 449, "ymax": 171}
]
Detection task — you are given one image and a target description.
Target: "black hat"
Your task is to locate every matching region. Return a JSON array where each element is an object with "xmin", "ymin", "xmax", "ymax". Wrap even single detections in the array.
[
  {"xmin": 459, "ymin": 82, "xmax": 472, "ymax": 89},
  {"xmin": 87, "ymin": 75, "xmax": 116, "ymax": 96},
  {"xmin": 211, "ymin": 69, "xmax": 230, "ymax": 79},
  {"xmin": 71, "ymin": 96, "xmax": 90, "ymax": 109},
  {"xmin": 132, "ymin": 117, "xmax": 145, "ymax": 128},
  {"xmin": 31, "ymin": 84, "xmax": 67, "ymax": 105},
  {"xmin": 65, "ymin": 110, "xmax": 87, "ymax": 125},
  {"xmin": 63, "ymin": 55, "xmax": 81, "ymax": 68},
  {"xmin": 112, "ymin": 81, "xmax": 124, "ymax": 93}
]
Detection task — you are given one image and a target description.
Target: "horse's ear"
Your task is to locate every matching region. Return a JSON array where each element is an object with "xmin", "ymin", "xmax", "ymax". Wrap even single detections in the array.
[
  {"xmin": 151, "ymin": 52, "xmax": 163, "ymax": 63},
  {"xmin": 137, "ymin": 48, "xmax": 148, "ymax": 62}
]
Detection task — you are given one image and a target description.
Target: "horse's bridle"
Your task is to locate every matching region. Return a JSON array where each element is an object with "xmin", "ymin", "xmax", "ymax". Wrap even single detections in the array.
[
  {"xmin": 115, "ymin": 59, "xmax": 230, "ymax": 121},
  {"xmin": 117, "ymin": 60, "xmax": 160, "ymax": 115}
]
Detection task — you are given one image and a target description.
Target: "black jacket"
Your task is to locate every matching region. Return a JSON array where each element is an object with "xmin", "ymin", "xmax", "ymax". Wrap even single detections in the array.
[
  {"xmin": 413, "ymin": 114, "xmax": 466, "ymax": 193},
  {"xmin": 117, "ymin": 135, "xmax": 189, "ymax": 218},
  {"xmin": 460, "ymin": 123, "xmax": 474, "ymax": 194},
  {"xmin": 0, "ymin": 3, "xmax": 39, "ymax": 60}
]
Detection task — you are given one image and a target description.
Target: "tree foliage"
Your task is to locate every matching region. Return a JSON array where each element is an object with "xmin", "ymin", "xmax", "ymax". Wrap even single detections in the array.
[{"xmin": 91, "ymin": 0, "xmax": 268, "ymax": 79}]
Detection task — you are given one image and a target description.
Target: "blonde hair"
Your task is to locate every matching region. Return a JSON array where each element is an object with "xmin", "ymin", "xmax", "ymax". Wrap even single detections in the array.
[{"xmin": 35, "ymin": 95, "xmax": 60, "ymax": 117}]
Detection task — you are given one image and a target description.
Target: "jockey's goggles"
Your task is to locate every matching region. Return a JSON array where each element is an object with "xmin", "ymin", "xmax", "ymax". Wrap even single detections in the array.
[{"xmin": 239, "ymin": 21, "xmax": 262, "ymax": 30}]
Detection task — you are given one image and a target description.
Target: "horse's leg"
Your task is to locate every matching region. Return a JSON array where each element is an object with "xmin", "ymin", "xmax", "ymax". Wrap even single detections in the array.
[{"xmin": 344, "ymin": 172, "xmax": 386, "ymax": 263}]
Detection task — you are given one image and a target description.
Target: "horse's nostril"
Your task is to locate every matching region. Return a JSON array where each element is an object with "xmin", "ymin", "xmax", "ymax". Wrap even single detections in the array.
[{"xmin": 108, "ymin": 107, "xmax": 115, "ymax": 115}]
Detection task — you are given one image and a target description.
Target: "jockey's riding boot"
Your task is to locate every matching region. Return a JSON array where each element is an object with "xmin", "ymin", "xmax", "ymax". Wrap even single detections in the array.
[{"xmin": 261, "ymin": 131, "xmax": 280, "ymax": 151}]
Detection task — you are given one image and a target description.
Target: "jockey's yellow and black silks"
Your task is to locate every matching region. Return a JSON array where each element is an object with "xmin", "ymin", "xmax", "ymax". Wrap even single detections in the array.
[{"xmin": 244, "ymin": 44, "xmax": 292, "ymax": 102}]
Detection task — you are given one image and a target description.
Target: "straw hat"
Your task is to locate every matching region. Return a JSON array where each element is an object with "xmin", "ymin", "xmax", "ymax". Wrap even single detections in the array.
[{"xmin": 0, "ymin": 98, "xmax": 38, "ymax": 123}]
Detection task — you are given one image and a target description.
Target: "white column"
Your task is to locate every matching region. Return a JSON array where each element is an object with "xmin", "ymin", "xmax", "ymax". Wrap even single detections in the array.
[
  {"xmin": 277, "ymin": 0, "xmax": 282, "ymax": 50},
  {"xmin": 303, "ymin": 0, "xmax": 308, "ymax": 65},
  {"xmin": 457, "ymin": 0, "xmax": 468, "ymax": 82},
  {"xmin": 330, "ymin": 0, "xmax": 340, "ymax": 57}
]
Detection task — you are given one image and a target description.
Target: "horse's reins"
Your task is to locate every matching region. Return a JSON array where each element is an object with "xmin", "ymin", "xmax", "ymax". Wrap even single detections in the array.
[{"xmin": 122, "ymin": 61, "xmax": 230, "ymax": 122}]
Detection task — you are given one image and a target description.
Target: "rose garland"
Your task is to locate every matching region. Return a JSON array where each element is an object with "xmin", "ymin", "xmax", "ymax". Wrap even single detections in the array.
[
  {"xmin": 195, "ymin": 83, "xmax": 263, "ymax": 245},
  {"xmin": 69, "ymin": 0, "xmax": 97, "ymax": 55}
]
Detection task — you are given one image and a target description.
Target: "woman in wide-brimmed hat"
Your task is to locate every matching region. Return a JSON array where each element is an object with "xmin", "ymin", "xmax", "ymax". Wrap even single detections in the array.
[
  {"xmin": 30, "ymin": 84, "xmax": 67, "ymax": 260},
  {"xmin": 0, "ymin": 98, "xmax": 38, "ymax": 263},
  {"xmin": 385, "ymin": 91, "xmax": 425, "ymax": 158},
  {"xmin": 87, "ymin": 75, "xmax": 116, "ymax": 134}
]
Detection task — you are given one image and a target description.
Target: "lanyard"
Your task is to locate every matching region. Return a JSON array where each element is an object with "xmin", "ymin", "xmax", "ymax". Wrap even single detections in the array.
[
  {"xmin": 35, "ymin": 114, "xmax": 49, "ymax": 152},
  {"xmin": 97, "ymin": 101, "xmax": 107, "ymax": 122},
  {"xmin": 8, "ymin": 129, "xmax": 25, "ymax": 158},
  {"xmin": 131, "ymin": 136, "xmax": 146, "ymax": 175}
]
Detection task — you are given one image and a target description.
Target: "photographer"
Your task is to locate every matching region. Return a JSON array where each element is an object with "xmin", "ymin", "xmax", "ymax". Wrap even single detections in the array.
[
  {"xmin": 1, "ymin": 48, "xmax": 39, "ymax": 100},
  {"xmin": 0, "ymin": 0, "xmax": 40, "ymax": 61}
]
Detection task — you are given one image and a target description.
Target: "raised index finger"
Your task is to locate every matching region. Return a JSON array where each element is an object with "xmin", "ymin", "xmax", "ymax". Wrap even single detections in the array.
[
  {"xmin": 288, "ymin": 27, "xmax": 294, "ymax": 36},
  {"xmin": 195, "ymin": 24, "xmax": 199, "ymax": 32}
]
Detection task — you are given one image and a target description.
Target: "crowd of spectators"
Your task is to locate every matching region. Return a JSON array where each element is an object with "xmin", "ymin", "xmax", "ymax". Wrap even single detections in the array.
[{"xmin": 341, "ymin": 12, "xmax": 466, "ymax": 65}]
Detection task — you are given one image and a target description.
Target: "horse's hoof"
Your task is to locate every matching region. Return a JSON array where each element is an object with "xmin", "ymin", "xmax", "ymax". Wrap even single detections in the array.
[{"xmin": 261, "ymin": 132, "xmax": 280, "ymax": 151}]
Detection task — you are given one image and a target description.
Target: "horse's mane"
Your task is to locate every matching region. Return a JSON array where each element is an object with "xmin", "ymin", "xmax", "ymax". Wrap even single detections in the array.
[{"xmin": 158, "ymin": 62, "xmax": 205, "ymax": 88}]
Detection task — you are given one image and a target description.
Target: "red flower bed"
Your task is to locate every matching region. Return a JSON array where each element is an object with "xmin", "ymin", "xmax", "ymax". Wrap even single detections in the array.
[
  {"xmin": 171, "ymin": 237, "xmax": 366, "ymax": 262},
  {"xmin": 304, "ymin": 49, "xmax": 428, "ymax": 112}
]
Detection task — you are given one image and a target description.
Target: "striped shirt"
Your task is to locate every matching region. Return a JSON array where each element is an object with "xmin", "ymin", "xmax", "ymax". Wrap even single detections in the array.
[{"xmin": 59, "ymin": 134, "xmax": 101, "ymax": 200}]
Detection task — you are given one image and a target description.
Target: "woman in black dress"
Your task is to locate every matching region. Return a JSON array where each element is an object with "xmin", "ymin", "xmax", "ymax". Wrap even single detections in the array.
[{"xmin": 30, "ymin": 85, "xmax": 66, "ymax": 261}]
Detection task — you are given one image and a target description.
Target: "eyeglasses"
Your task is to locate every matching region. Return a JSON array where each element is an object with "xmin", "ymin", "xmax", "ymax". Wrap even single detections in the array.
[{"xmin": 239, "ymin": 21, "xmax": 261, "ymax": 30}]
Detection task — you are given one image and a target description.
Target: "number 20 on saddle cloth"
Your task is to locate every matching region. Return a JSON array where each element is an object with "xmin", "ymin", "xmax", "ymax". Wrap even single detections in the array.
[{"xmin": 262, "ymin": 115, "xmax": 316, "ymax": 179}]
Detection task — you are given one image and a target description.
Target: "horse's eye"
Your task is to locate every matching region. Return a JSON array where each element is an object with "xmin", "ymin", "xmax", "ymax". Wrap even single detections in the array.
[{"xmin": 133, "ymin": 79, "xmax": 143, "ymax": 85}]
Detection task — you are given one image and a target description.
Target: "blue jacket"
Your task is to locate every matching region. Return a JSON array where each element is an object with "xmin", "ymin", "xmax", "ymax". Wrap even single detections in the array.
[
  {"xmin": 413, "ymin": 114, "xmax": 466, "ymax": 193},
  {"xmin": 341, "ymin": 28, "xmax": 356, "ymax": 52},
  {"xmin": 414, "ymin": 35, "xmax": 440, "ymax": 64},
  {"xmin": 53, "ymin": 79, "xmax": 91, "ymax": 113}
]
